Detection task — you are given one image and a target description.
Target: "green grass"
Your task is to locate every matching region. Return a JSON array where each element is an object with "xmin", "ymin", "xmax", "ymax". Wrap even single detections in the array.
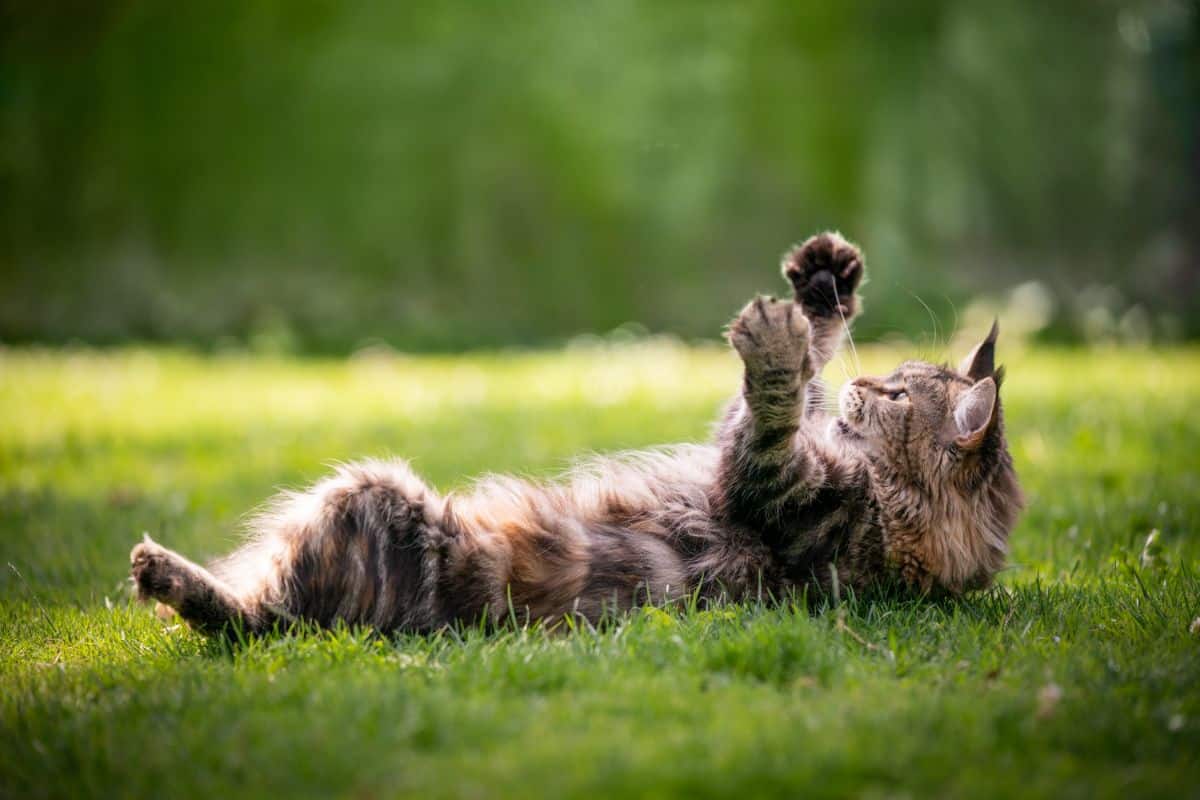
[{"xmin": 2, "ymin": 343, "xmax": 1199, "ymax": 799}]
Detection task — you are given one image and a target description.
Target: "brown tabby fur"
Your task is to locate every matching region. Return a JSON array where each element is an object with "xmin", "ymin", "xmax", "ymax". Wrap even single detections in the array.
[{"xmin": 130, "ymin": 232, "xmax": 1024, "ymax": 636}]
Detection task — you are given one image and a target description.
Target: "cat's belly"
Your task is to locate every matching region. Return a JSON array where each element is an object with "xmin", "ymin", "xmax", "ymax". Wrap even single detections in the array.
[
  {"xmin": 437, "ymin": 445, "xmax": 720, "ymax": 623},
  {"xmin": 439, "ymin": 516, "xmax": 690, "ymax": 624}
]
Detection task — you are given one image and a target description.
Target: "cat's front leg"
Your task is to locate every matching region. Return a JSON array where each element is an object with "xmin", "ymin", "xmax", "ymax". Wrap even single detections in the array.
[
  {"xmin": 726, "ymin": 295, "xmax": 813, "ymax": 426},
  {"xmin": 717, "ymin": 296, "xmax": 828, "ymax": 527}
]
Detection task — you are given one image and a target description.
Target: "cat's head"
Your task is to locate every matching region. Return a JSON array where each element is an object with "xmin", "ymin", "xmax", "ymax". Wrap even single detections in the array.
[{"xmin": 832, "ymin": 322, "xmax": 1023, "ymax": 592}]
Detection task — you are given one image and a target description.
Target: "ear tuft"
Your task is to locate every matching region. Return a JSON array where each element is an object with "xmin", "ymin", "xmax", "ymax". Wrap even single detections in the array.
[
  {"xmin": 954, "ymin": 376, "xmax": 997, "ymax": 448},
  {"xmin": 959, "ymin": 319, "xmax": 999, "ymax": 382}
]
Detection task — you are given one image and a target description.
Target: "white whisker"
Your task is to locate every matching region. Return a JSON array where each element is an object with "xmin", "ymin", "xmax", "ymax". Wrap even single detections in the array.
[
  {"xmin": 907, "ymin": 289, "xmax": 942, "ymax": 355},
  {"xmin": 831, "ymin": 283, "xmax": 861, "ymax": 377},
  {"xmin": 940, "ymin": 291, "xmax": 961, "ymax": 347},
  {"xmin": 832, "ymin": 350, "xmax": 852, "ymax": 383}
]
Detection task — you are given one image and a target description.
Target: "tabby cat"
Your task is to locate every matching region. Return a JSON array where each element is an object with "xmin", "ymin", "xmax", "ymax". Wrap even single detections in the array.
[{"xmin": 130, "ymin": 232, "xmax": 1023, "ymax": 635}]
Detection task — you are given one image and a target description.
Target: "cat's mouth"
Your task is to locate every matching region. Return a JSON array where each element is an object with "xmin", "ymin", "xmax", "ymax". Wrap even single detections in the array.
[{"xmin": 832, "ymin": 417, "xmax": 864, "ymax": 442}]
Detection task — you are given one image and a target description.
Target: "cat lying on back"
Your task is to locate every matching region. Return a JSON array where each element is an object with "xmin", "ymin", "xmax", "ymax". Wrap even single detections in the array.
[{"xmin": 131, "ymin": 233, "xmax": 1023, "ymax": 635}]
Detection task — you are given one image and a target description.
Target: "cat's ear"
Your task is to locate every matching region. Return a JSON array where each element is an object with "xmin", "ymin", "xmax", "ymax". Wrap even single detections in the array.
[
  {"xmin": 954, "ymin": 377, "xmax": 997, "ymax": 448},
  {"xmin": 959, "ymin": 319, "xmax": 999, "ymax": 382}
]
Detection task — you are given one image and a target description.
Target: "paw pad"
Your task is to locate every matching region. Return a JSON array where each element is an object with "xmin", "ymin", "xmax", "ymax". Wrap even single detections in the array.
[{"xmin": 782, "ymin": 232, "xmax": 864, "ymax": 318}]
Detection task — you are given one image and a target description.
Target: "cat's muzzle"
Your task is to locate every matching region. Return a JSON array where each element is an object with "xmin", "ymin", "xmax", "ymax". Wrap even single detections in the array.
[{"xmin": 838, "ymin": 383, "xmax": 866, "ymax": 429}]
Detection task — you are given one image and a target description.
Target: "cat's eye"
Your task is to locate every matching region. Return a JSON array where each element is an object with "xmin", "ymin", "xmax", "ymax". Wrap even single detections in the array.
[{"xmin": 887, "ymin": 389, "xmax": 907, "ymax": 401}]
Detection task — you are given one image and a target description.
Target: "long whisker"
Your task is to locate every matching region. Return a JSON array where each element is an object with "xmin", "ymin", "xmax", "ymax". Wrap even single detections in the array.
[
  {"xmin": 831, "ymin": 349, "xmax": 852, "ymax": 384},
  {"xmin": 907, "ymin": 289, "xmax": 942, "ymax": 356},
  {"xmin": 831, "ymin": 283, "xmax": 862, "ymax": 377},
  {"xmin": 940, "ymin": 291, "xmax": 961, "ymax": 347}
]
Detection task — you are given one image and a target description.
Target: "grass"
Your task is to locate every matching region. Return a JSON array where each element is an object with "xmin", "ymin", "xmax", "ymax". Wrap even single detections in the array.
[{"xmin": 1, "ymin": 341, "xmax": 1198, "ymax": 798}]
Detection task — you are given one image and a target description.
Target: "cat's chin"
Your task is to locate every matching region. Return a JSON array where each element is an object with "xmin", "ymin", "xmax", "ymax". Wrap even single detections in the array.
[{"xmin": 829, "ymin": 417, "xmax": 865, "ymax": 445}]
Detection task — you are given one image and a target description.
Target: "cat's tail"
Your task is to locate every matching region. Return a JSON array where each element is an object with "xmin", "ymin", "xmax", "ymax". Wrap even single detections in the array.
[{"xmin": 131, "ymin": 458, "xmax": 454, "ymax": 636}]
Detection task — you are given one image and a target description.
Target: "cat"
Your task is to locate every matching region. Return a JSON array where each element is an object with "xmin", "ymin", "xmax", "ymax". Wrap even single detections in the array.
[{"xmin": 130, "ymin": 232, "xmax": 1023, "ymax": 636}]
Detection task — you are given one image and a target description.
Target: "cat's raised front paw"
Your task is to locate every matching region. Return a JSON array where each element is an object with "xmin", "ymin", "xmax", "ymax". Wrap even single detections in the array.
[
  {"xmin": 782, "ymin": 232, "xmax": 864, "ymax": 319},
  {"xmin": 727, "ymin": 295, "xmax": 811, "ymax": 378}
]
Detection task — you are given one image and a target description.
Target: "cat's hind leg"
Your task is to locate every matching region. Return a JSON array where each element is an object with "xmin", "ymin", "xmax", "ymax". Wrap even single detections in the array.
[
  {"xmin": 131, "ymin": 460, "xmax": 453, "ymax": 637},
  {"xmin": 130, "ymin": 535, "xmax": 266, "ymax": 635},
  {"xmin": 220, "ymin": 459, "xmax": 452, "ymax": 634}
]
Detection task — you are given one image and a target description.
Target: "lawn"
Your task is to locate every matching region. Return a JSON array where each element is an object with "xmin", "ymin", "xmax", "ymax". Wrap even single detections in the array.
[{"xmin": 1, "ymin": 342, "xmax": 1198, "ymax": 799}]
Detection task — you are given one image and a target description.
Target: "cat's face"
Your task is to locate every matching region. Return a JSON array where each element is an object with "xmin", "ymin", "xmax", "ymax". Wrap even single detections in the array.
[
  {"xmin": 831, "ymin": 324, "xmax": 1021, "ymax": 592},
  {"xmin": 832, "ymin": 324, "xmax": 1007, "ymax": 490}
]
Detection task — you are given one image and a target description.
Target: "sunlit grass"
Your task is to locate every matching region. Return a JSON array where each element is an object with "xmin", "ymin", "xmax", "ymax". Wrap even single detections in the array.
[{"xmin": 1, "ymin": 344, "xmax": 1198, "ymax": 798}]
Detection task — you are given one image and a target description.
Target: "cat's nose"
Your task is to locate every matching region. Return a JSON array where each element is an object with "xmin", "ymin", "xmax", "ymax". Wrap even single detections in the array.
[{"xmin": 851, "ymin": 377, "xmax": 873, "ymax": 388}]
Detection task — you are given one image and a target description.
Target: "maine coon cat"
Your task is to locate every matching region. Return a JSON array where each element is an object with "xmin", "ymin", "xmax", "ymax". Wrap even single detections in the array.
[{"xmin": 130, "ymin": 232, "xmax": 1023, "ymax": 635}]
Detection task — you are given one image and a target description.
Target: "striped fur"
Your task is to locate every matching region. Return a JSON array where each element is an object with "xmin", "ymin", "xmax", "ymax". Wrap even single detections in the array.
[{"xmin": 130, "ymin": 232, "xmax": 1024, "ymax": 636}]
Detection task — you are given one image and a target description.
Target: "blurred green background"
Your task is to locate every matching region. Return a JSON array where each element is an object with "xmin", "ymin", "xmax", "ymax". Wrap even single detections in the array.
[{"xmin": 2, "ymin": 0, "xmax": 1197, "ymax": 352}]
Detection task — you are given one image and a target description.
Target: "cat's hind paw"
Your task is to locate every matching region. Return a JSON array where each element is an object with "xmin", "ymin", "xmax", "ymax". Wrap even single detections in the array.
[
  {"xmin": 130, "ymin": 535, "xmax": 187, "ymax": 606},
  {"xmin": 782, "ymin": 232, "xmax": 864, "ymax": 319}
]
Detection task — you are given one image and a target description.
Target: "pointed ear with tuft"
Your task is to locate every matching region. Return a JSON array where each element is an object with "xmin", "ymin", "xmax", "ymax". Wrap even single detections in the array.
[
  {"xmin": 959, "ymin": 319, "xmax": 999, "ymax": 382},
  {"xmin": 954, "ymin": 377, "xmax": 997, "ymax": 449}
]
